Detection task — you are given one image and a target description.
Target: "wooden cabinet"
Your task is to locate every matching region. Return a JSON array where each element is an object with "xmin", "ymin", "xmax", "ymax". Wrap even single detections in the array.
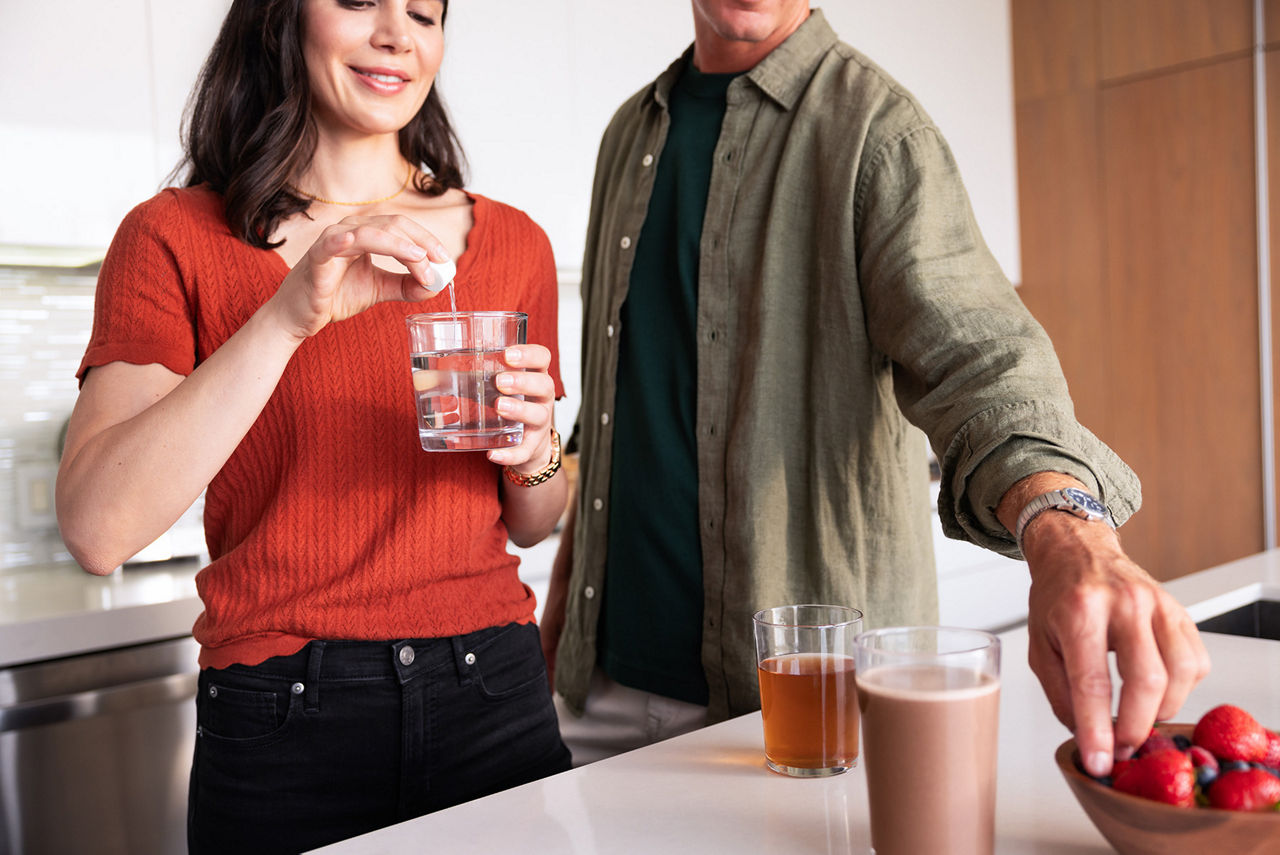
[{"xmin": 1013, "ymin": 0, "xmax": 1268, "ymax": 579}]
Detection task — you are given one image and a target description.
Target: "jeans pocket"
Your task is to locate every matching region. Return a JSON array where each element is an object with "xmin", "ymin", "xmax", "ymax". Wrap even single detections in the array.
[
  {"xmin": 197, "ymin": 670, "xmax": 298, "ymax": 746},
  {"xmin": 469, "ymin": 624, "xmax": 548, "ymax": 701}
]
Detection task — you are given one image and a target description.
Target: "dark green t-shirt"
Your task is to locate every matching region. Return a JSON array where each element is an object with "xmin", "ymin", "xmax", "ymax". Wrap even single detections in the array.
[{"xmin": 597, "ymin": 65, "xmax": 738, "ymax": 706}]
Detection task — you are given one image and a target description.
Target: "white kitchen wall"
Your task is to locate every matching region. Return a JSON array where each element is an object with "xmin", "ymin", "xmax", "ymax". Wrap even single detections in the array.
[
  {"xmin": 0, "ymin": 1, "xmax": 1018, "ymax": 277},
  {"xmin": 443, "ymin": 0, "xmax": 1021, "ymax": 283},
  {"xmin": 0, "ymin": 0, "xmax": 1022, "ymax": 613},
  {"xmin": 0, "ymin": 268, "xmax": 94, "ymax": 570}
]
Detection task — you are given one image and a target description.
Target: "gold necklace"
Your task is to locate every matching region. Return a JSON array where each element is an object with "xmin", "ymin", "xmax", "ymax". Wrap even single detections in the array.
[{"xmin": 288, "ymin": 164, "xmax": 415, "ymax": 206}]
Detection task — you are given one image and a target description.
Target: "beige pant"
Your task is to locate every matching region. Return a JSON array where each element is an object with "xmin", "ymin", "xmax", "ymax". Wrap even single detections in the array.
[{"xmin": 554, "ymin": 667, "xmax": 709, "ymax": 766}]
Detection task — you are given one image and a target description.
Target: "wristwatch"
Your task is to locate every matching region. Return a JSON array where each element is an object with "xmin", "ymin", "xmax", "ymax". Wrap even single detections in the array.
[
  {"xmin": 1014, "ymin": 487, "xmax": 1115, "ymax": 554},
  {"xmin": 503, "ymin": 429, "xmax": 562, "ymax": 487}
]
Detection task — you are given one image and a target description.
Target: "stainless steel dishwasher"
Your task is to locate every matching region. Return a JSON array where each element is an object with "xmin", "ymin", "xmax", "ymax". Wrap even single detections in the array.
[{"xmin": 0, "ymin": 635, "xmax": 199, "ymax": 855}]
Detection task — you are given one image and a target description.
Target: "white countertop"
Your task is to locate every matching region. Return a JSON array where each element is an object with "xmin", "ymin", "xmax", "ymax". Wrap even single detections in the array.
[
  {"xmin": 0, "ymin": 559, "xmax": 202, "ymax": 667},
  {"xmin": 311, "ymin": 552, "xmax": 1280, "ymax": 855},
  {"xmin": 311, "ymin": 630, "xmax": 1279, "ymax": 855},
  {"xmin": 1162, "ymin": 547, "xmax": 1280, "ymax": 621}
]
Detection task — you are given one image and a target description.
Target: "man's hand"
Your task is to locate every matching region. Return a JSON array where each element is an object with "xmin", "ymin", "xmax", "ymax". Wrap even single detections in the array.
[{"xmin": 999, "ymin": 474, "xmax": 1211, "ymax": 778}]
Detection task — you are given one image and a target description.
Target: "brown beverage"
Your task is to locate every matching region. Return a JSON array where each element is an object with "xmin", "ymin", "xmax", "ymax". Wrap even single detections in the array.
[
  {"xmin": 757, "ymin": 652, "xmax": 859, "ymax": 772},
  {"xmin": 857, "ymin": 663, "xmax": 1000, "ymax": 855}
]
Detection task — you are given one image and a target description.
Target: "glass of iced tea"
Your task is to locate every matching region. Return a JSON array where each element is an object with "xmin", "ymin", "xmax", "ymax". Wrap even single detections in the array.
[
  {"xmin": 855, "ymin": 626, "xmax": 1001, "ymax": 855},
  {"xmin": 752, "ymin": 604, "xmax": 863, "ymax": 777},
  {"xmin": 404, "ymin": 311, "xmax": 526, "ymax": 451}
]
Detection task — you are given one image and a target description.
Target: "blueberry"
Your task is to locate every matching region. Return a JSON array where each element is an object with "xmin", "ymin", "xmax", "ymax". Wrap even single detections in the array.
[
  {"xmin": 1196, "ymin": 766, "xmax": 1218, "ymax": 789},
  {"xmin": 1220, "ymin": 760, "xmax": 1251, "ymax": 773},
  {"xmin": 1172, "ymin": 734, "xmax": 1191, "ymax": 750},
  {"xmin": 1252, "ymin": 763, "xmax": 1280, "ymax": 779}
]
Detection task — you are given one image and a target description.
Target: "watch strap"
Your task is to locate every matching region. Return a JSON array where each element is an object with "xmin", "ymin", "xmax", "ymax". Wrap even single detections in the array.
[
  {"xmin": 503, "ymin": 428, "xmax": 562, "ymax": 488},
  {"xmin": 1014, "ymin": 487, "xmax": 1115, "ymax": 554}
]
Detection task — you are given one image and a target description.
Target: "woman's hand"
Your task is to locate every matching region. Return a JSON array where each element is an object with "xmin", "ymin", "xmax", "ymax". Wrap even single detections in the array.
[
  {"xmin": 487, "ymin": 344, "xmax": 557, "ymax": 472},
  {"xmin": 271, "ymin": 214, "xmax": 449, "ymax": 341}
]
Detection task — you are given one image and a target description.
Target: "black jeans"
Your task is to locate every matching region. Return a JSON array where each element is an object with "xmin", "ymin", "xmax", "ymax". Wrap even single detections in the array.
[{"xmin": 187, "ymin": 623, "xmax": 571, "ymax": 854}]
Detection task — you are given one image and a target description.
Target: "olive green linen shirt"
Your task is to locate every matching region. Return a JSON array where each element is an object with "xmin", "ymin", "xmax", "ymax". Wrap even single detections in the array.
[{"xmin": 556, "ymin": 10, "xmax": 1140, "ymax": 723}]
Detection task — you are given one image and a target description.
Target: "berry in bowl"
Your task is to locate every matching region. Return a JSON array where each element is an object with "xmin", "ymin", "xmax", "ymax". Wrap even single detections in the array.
[{"xmin": 1054, "ymin": 705, "xmax": 1280, "ymax": 854}]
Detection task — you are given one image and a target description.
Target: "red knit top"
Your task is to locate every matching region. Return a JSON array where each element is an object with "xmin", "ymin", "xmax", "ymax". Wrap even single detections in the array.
[{"xmin": 79, "ymin": 186, "xmax": 564, "ymax": 669}]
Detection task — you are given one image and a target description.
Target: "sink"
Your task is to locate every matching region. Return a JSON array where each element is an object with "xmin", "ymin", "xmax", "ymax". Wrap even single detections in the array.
[{"xmin": 1196, "ymin": 600, "xmax": 1280, "ymax": 641}]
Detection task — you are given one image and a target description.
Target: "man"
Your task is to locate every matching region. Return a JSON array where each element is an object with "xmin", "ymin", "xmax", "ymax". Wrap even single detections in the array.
[{"xmin": 542, "ymin": 0, "xmax": 1209, "ymax": 779}]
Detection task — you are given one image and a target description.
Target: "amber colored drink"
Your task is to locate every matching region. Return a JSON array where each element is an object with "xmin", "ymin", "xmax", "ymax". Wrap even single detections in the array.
[{"xmin": 757, "ymin": 652, "xmax": 859, "ymax": 773}]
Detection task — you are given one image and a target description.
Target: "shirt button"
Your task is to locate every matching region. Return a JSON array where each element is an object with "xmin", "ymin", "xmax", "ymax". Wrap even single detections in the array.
[
  {"xmin": 607, "ymin": 324, "xmax": 615, "ymax": 337},
  {"xmin": 620, "ymin": 236, "xmax": 632, "ymax": 250},
  {"xmin": 399, "ymin": 646, "xmax": 415, "ymax": 666},
  {"xmin": 642, "ymin": 153, "xmax": 654, "ymax": 167},
  {"xmin": 584, "ymin": 586, "xmax": 596, "ymax": 599},
  {"xmin": 600, "ymin": 412, "xmax": 609, "ymax": 425},
  {"xmin": 593, "ymin": 498, "xmax": 604, "ymax": 511}
]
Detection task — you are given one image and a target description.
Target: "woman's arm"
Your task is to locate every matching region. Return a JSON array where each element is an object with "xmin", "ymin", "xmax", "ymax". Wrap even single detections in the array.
[
  {"xmin": 56, "ymin": 216, "xmax": 448, "ymax": 574},
  {"xmin": 489, "ymin": 344, "xmax": 567, "ymax": 547}
]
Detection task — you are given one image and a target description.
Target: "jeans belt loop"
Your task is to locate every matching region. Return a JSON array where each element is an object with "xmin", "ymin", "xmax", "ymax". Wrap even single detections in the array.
[
  {"xmin": 304, "ymin": 641, "xmax": 325, "ymax": 713},
  {"xmin": 450, "ymin": 636, "xmax": 473, "ymax": 686}
]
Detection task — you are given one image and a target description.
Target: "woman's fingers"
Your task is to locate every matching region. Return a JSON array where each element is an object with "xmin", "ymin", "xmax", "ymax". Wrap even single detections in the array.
[
  {"xmin": 488, "ymin": 346, "xmax": 555, "ymax": 468},
  {"xmin": 333, "ymin": 215, "xmax": 450, "ymax": 288}
]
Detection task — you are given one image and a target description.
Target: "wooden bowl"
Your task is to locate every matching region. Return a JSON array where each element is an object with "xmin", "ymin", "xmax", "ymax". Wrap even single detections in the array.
[{"xmin": 1055, "ymin": 724, "xmax": 1280, "ymax": 855}]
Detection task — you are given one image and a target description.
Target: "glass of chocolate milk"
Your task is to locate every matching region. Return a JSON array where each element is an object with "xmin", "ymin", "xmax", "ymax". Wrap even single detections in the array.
[
  {"xmin": 854, "ymin": 626, "xmax": 1001, "ymax": 855},
  {"xmin": 752, "ymin": 604, "xmax": 863, "ymax": 777}
]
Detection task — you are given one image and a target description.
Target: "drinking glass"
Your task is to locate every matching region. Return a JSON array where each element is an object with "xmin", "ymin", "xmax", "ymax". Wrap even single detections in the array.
[
  {"xmin": 752, "ymin": 604, "xmax": 863, "ymax": 777},
  {"xmin": 404, "ymin": 311, "xmax": 526, "ymax": 451},
  {"xmin": 855, "ymin": 626, "xmax": 1001, "ymax": 855}
]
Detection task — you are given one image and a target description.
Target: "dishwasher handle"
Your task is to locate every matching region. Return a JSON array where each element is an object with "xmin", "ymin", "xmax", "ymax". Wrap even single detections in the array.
[{"xmin": 0, "ymin": 671, "xmax": 198, "ymax": 732}]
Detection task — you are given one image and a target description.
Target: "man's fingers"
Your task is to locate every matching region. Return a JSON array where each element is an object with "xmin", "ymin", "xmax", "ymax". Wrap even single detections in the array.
[
  {"xmin": 1058, "ymin": 618, "xmax": 1116, "ymax": 777},
  {"xmin": 1152, "ymin": 604, "xmax": 1211, "ymax": 721},
  {"xmin": 1027, "ymin": 631, "xmax": 1075, "ymax": 731},
  {"xmin": 1110, "ymin": 607, "xmax": 1167, "ymax": 760}
]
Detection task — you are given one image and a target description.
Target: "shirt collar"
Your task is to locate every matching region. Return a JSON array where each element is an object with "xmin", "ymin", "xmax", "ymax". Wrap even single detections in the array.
[{"xmin": 648, "ymin": 8, "xmax": 839, "ymax": 112}]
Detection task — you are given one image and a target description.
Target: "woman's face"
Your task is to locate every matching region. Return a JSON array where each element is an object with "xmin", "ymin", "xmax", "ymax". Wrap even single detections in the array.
[{"xmin": 302, "ymin": 0, "xmax": 445, "ymax": 140}]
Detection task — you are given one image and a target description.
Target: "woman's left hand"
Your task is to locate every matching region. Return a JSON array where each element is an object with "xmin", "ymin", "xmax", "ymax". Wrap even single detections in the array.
[{"xmin": 487, "ymin": 344, "xmax": 556, "ymax": 471}]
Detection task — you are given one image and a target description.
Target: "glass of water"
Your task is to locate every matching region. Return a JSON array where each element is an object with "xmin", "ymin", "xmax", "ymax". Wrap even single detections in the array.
[{"xmin": 404, "ymin": 311, "xmax": 527, "ymax": 451}]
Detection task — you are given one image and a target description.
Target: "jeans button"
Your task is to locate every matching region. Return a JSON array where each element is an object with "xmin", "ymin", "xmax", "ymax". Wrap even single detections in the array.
[
  {"xmin": 291, "ymin": 682, "xmax": 304, "ymax": 695},
  {"xmin": 464, "ymin": 652, "xmax": 476, "ymax": 666},
  {"xmin": 399, "ymin": 646, "xmax": 415, "ymax": 666}
]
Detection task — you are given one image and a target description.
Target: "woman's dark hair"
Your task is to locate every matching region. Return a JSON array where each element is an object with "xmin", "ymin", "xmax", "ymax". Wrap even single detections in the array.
[{"xmin": 176, "ymin": 0, "xmax": 465, "ymax": 249}]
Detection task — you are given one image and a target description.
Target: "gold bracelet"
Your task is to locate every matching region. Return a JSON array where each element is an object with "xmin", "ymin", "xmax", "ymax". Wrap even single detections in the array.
[{"xmin": 503, "ymin": 429, "xmax": 562, "ymax": 487}]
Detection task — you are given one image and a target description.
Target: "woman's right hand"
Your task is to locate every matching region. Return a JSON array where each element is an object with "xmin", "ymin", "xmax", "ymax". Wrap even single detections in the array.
[{"xmin": 271, "ymin": 214, "xmax": 450, "ymax": 341}]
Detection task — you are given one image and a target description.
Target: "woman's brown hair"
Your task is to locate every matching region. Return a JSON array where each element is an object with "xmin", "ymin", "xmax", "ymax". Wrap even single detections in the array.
[{"xmin": 176, "ymin": 0, "xmax": 465, "ymax": 249}]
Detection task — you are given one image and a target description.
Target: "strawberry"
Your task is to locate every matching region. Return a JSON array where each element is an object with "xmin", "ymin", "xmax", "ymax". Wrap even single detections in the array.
[
  {"xmin": 1264, "ymin": 730, "xmax": 1280, "ymax": 769},
  {"xmin": 1112, "ymin": 748, "xmax": 1196, "ymax": 807},
  {"xmin": 1192, "ymin": 705, "xmax": 1270, "ymax": 763},
  {"xmin": 1206, "ymin": 768, "xmax": 1280, "ymax": 811},
  {"xmin": 1135, "ymin": 728, "xmax": 1179, "ymax": 758}
]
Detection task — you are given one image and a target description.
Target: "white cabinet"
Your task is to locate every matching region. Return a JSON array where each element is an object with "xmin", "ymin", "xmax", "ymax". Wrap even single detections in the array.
[{"xmin": 0, "ymin": 1, "xmax": 228, "ymax": 249}]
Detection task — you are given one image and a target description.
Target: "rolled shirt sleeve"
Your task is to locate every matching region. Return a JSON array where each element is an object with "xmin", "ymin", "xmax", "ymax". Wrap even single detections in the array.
[{"xmin": 855, "ymin": 124, "xmax": 1141, "ymax": 557}]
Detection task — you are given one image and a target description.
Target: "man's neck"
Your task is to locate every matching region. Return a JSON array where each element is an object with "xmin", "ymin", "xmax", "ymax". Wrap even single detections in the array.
[{"xmin": 690, "ymin": 7, "xmax": 809, "ymax": 74}]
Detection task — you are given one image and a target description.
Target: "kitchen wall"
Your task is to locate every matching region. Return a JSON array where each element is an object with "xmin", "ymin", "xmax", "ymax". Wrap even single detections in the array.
[
  {"xmin": 0, "ymin": 1, "xmax": 1019, "ymax": 580},
  {"xmin": 0, "ymin": 267, "xmax": 94, "ymax": 570}
]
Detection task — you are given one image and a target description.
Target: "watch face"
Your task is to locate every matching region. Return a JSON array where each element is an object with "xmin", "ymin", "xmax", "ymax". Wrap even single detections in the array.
[{"xmin": 1062, "ymin": 487, "xmax": 1106, "ymax": 517}]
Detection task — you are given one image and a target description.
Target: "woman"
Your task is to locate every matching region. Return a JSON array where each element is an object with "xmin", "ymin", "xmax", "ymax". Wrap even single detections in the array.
[{"xmin": 54, "ymin": 0, "xmax": 571, "ymax": 850}]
